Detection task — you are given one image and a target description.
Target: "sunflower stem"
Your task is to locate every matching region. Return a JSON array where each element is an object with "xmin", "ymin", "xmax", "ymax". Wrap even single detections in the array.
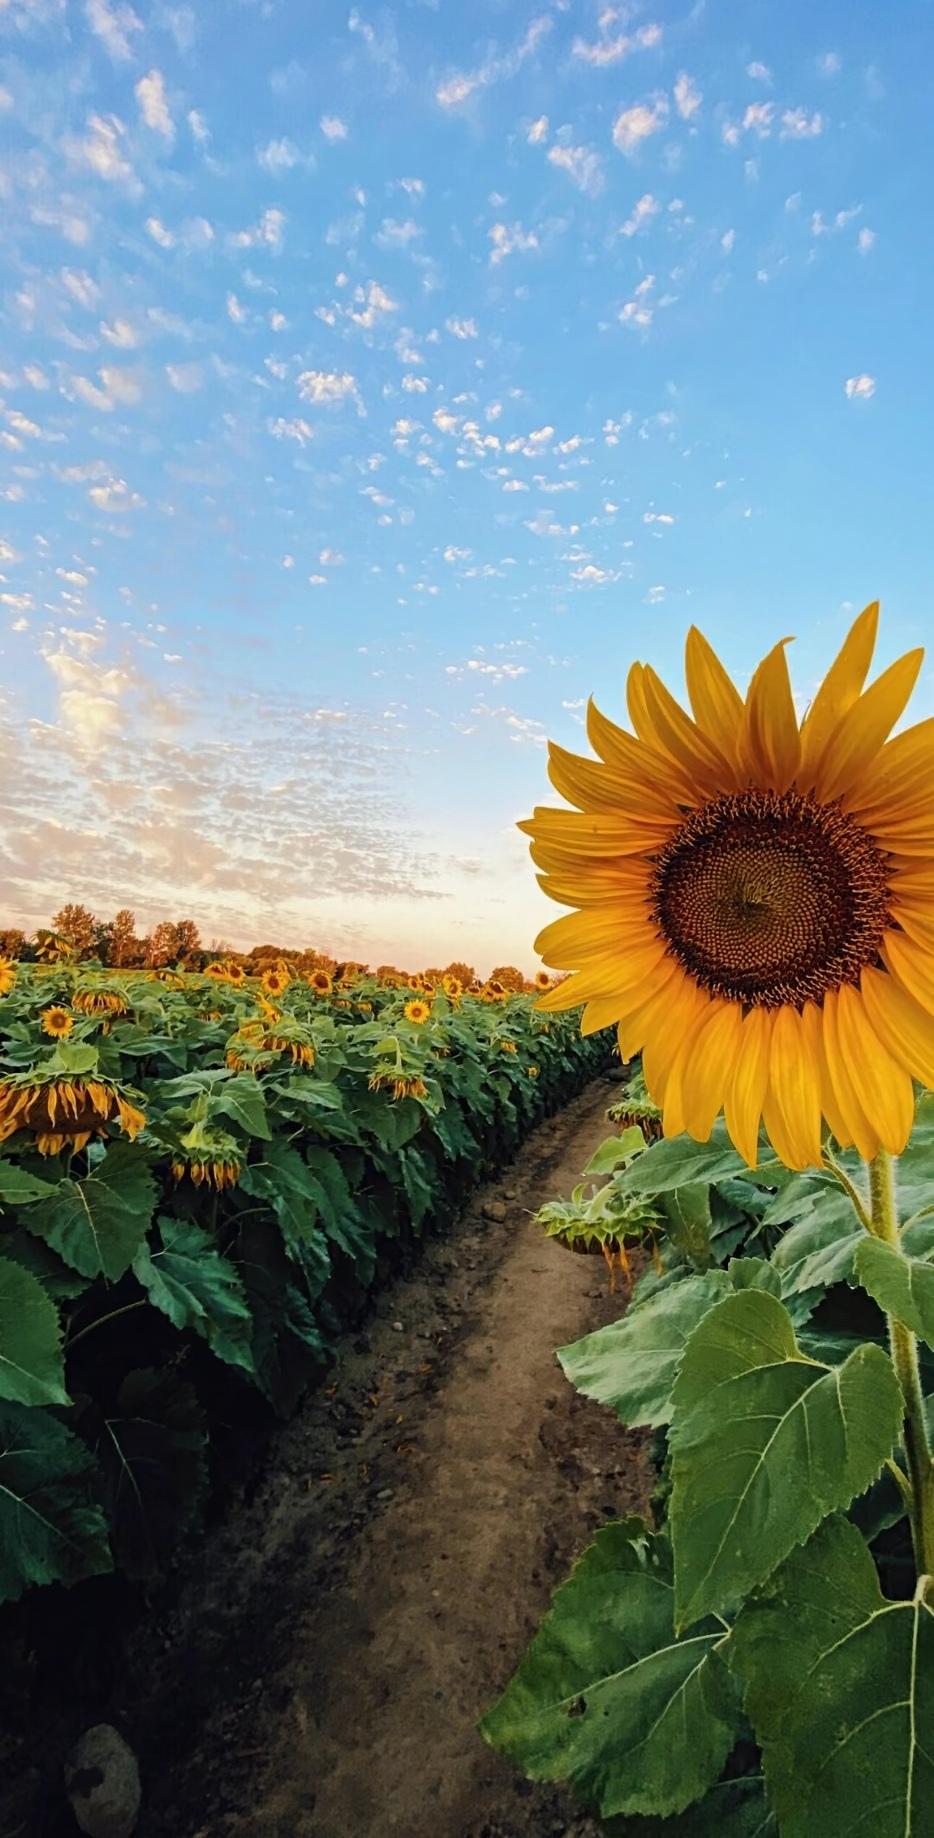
[{"xmin": 868, "ymin": 1149, "xmax": 934, "ymax": 1581}]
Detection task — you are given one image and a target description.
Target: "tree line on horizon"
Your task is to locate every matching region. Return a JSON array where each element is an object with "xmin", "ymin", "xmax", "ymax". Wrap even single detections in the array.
[{"xmin": 0, "ymin": 904, "xmax": 530, "ymax": 990}]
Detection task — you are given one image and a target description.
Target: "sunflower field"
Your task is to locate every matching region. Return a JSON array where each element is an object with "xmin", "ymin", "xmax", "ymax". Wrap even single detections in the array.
[{"xmin": 0, "ymin": 958, "xmax": 607, "ymax": 1605}]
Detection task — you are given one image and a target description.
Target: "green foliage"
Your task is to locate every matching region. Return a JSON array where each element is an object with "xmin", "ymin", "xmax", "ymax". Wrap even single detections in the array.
[
  {"xmin": 488, "ymin": 1083, "xmax": 934, "ymax": 1834},
  {"xmin": 0, "ymin": 964, "xmax": 609, "ymax": 1604},
  {"xmin": 669, "ymin": 1288, "xmax": 902, "ymax": 1625},
  {"xmin": 731, "ymin": 1515, "xmax": 934, "ymax": 1837},
  {"xmin": 480, "ymin": 1519, "xmax": 740, "ymax": 1819}
]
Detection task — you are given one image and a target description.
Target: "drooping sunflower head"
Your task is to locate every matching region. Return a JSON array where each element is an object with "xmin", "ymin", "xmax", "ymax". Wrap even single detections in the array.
[
  {"xmin": 523, "ymin": 604, "xmax": 934, "ymax": 1172},
  {"xmin": 534, "ymin": 970, "xmax": 552, "ymax": 990},
  {"xmin": 404, "ymin": 998, "xmax": 431, "ymax": 1025},
  {"xmin": 41, "ymin": 1006, "xmax": 73, "ymax": 1038},
  {"xmin": 225, "ymin": 962, "xmax": 246, "ymax": 985},
  {"xmin": 442, "ymin": 974, "xmax": 463, "ymax": 1001},
  {"xmin": 308, "ymin": 970, "xmax": 333, "ymax": 996},
  {"xmin": 73, "ymin": 985, "xmax": 130, "ymax": 1017},
  {"xmin": 0, "ymin": 1071, "xmax": 146, "ymax": 1155},
  {"xmin": 0, "ymin": 958, "xmax": 17, "ymax": 996}
]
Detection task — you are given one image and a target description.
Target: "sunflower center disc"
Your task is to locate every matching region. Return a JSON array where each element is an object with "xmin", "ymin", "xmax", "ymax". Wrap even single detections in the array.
[{"xmin": 651, "ymin": 788, "xmax": 891, "ymax": 1008}]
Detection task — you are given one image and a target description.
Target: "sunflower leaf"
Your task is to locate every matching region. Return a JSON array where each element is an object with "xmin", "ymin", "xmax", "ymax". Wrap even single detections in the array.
[
  {"xmin": 854, "ymin": 1235, "xmax": 934, "ymax": 1349},
  {"xmin": 558, "ymin": 1271, "xmax": 732, "ymax": 1427},
  {"xmin": 24, "ymin": 1141, "xmax": 156, "ymax": 1282},
  {"xmin": 730, "ymin": 1515, "xmax": 934, "ymax": 1838},
  {"xmin": 670, "ymin": 1288, "xmax": 902, "ymax": 1627},
  {"xmin": 0, "ymin": 1400, "xmax": 112, "ymax": 1604},
  {"xmin": 83, "ymin": 1366, "xmax": 208, "ymax": 1580},
  {"xmin": 0, "ymin": 1256, "xmax": 68, "ymax": 1406},
  {"xmin": 0, "ymin": 1161, "xmax": 59, "ymax": 1208},
  {"xmin": 480, "ymin": 1518, "xmax": 741, "ymax": 1819},
  {"xmin": 133, "ymin": 1217, "xmax": 255, "ymax": 1374}
]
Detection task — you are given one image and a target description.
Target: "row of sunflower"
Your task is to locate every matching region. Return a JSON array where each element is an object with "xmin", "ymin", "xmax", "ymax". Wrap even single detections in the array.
[{"xmin": 0, "ymin": 957, "xmax": 606, "ymax": 1604}]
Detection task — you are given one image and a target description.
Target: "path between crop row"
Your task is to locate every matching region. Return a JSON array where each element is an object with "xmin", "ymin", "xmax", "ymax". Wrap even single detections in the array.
[{"xmin": 124, "ymin": 1078, "xmax": 653, "ymax": 1838}]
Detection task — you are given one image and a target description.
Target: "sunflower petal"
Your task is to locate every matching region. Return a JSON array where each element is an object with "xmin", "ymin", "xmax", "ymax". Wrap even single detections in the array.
[
  {"xmin": 798, "ymin": 602, "xmax": 878, "ymax": 784},
  {"xmin": 762, "ymin": 1004, "xmax": 822, "ymax": 1170},
  {"xmin": 739, "ymin": 638, "xmax": 801, "ymax": 792},
  {"xmin": 546, "ymin": 740, "xmax": 679, "ymax": 818},
  {"xmin": 684, "ymin": 627, "xmax": 744, "ymax": 761},
  {"xmin": 679, "ymin": 1000, "xmax": 743, "ymax": 1140},
  {"xmin": 881, "ymin": 929, "xmax": 934, "ymax": 1017},
  {"xmin": 639, "ymin": 664, "xmax": 736, "ymax": 788},
  {"xmin": 835, "ymin": 984, "xmax": 915, "ymax": 1156},
  {"xmin": 861, "ymin": 967, "xmax": 934, "ymax": 1089},
  {"xmin": 723, "ymin": 1007, "xmax": 773, "ymax": 1167},
  {"xmin": 586, "ymin": 699, "xmax": 692, "ymax": 802},
  {"xmin": 820, "ymin": 990, "xmax": 880, "ymax": 1161},
  {"xmin": 814, "ymin": 647, "xmax": 925, "ymax": 802}
]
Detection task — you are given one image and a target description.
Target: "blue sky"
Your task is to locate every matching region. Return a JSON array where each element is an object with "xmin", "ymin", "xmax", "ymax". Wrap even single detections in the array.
[{"xmin": 1, "ymin": 0, "xmax": 932, "ymax": 971}]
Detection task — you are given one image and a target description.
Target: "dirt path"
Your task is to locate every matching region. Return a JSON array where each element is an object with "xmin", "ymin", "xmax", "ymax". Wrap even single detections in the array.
[{"xmin": 124, "ymin": 1077, "xmax": 654, "ymax": 1838}]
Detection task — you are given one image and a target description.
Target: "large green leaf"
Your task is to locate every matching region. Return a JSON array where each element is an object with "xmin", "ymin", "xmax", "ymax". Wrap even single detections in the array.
[
  {"xmin": 616, "ymin": 1126, "xmax": 773, "ymax": 1196},
  {"xmin": 206, "ymin": 1072, "xmax": 271, "ymax": 1140},
  {"xmin": 670, "ymin": 1289, "xmax": 902, "ymax": 1626},
  {"xmin": 770, "ymin": 1187, "xmax": 863, "ymax": 1298},
  {"xmin": 558, "ymin": 1271, "xmax": 731, "ymax": 1428},
  {"xmin": 85, "ymin": 1367, "xmax": 208, "ymax": 1579},
  {"xmin": 0, "ymin": 1161, "xmax": 59, "ymax": 1207},
  {"xmin": 235, "ymin": 1220, "xmax": 327, "ymax": 1413},
  {"xmin": 604, "ymin": 1776, "xmax": 777, "ymax": 1837},
  {"xmin": 731, "ymin": 1514, "xmax": 934, "ymax": 1838},
  {"xmin": 855, "ymin": 1235, "xmax": 934, "ymax": 1349},
  {"xmin": 0, "ymin": 1400, "xmax": 112, "ymax": 1603},
  {"xmin": 0, "ymin": 1257, "xmax": 67, "ymax": 1406},
  {"xmin": 133, "ymin": 1217, "xmax": 255, "ymax": 1374},
  {"xmin": 24, "ymin": 1141, "xmax": 156, "ymax": 1281},
  {"xmin": 480, "ymin": 1519, "xmax": 740, "ymax": 1820},
  {"xmin": 658, "ymin": 1183, "xmax": 714, "ymax": 1266}
]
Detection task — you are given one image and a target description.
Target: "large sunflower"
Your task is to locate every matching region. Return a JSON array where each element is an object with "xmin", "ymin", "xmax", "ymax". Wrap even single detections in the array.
[{"xmin": 523, "ymin": 604, "xmax": 934, "ymax": 1171}]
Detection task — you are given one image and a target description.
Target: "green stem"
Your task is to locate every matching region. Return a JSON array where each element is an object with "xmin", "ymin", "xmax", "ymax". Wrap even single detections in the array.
[
  {"xmin": 66, "ymin": 1299, "xmax": 148, "ymax": 1351},
  {"xmin": 868, "ymin": 1149, "xmax": 934, "ymax": 1581}
]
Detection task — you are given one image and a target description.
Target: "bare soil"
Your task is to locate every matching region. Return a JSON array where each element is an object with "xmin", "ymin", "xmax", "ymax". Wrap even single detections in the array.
[{"xmin": 111, "ymin": 1077, "xmax": 655, "ymax": 1837}]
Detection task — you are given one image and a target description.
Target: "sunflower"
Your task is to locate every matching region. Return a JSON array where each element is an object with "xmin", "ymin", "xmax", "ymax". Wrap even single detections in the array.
[
  {"xmin": 404, "ymin": 998, "xmax": 431, "ymax": 1025},
  {"xmin": 0, "ymin": 1072, "xmax": 146, "ymax": 1155},
  {"xmin": 523, "ymin": 604, "xmax": 934, "ymax": 1173},
  {"xmin": 534, "ymin": 970, "xmax": 552, "ymax": 991},
  {"xmin": 368, "ymin": 1070, "xmax": 429, "ymax": 1101},
  {"xmin": 225, "ymin": 962, "xmax": 246, "ymax": 985},
  {"xmin": 73, "ymin": 986, "xmax": 130, "ymax": 1017},
  {"xmin": 442, "ymin": 973, "xmax": 463, "ymax": 1001},
  {"xmin": 527, "ymin": 1065, "xmax": 540, "ymax": 1079},
  {"xmin": 482, "ymin": 979, "xmax": 508, "ymax": 1004},
  {"xmin": 171, "ymin": 1154, "xmax": 241, "ymax": 1190},
  {"xmin": 41, "ymin": 1006, "xmax": 74, "ymax": 1038},
  {"xmin": 262, "ymin": 968, "xmax": 290, "ymax": 997},
  {"xmin": 499, "ymin": 1038, "xmax": 518, "ymax": 1054},
  {"xmin": 0, "ymin": 958, "xmax": 17, "ymax": 997},
  {"xmin": 308, "ymin": 970, "xmax": 333, "ymax": 996}
]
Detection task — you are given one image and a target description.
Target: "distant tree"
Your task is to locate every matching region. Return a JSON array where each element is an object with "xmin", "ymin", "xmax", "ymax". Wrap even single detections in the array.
[
  {"xmin": 147, "ymin": 921, "xmax": 178, "ymax": 968},
  {"xmin": 0, "ymin": 929, "xmax": 25, "ymax": 959},
  {"xmin": 490, "ymin": 964, "xmax": 526, "ymax": 993},
  {"xmin": 52, "ymin": 903, "xmax": 96, "ymax": 957},
  {"xmin": 443, "ymin": 960, "xmax": 476, "ymax": 986},
  {"xmin": 172, "ymin": 919, "xmax": 202, "ymax": 963},
  {"xmin": 109, "ymin": 909, "xmax": 141, "ymax": 967}
]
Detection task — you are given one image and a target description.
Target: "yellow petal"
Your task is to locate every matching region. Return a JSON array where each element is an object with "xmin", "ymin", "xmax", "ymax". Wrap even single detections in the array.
[
  {"xmin": 814, "ymin": 647, "xmax": 924, "ymax": 803},
  {"xmin": 653, "ymin": 991, "xmax": 718, "ymax": 1133},
  {"xmin": 519, "ymin": 807, "xmax": 671, "ymax": 857},
  {"xmin": 679, "ymin": 1000, "xmax": 743, "ymax": 1140},
  {"xmin": 684, "ymin": 627, "xmax": 744, "ymax": 761},
  {"xmin": 739, "ymin": 638, "xmax": 801, "ymax": 792},
  {"xmin": 534, "ymin": 908, "xmax": 657, "ymax": 968},
  {"xmin": 798, "ymin": 602, "xmax": 878, "ymax": 785},
  {"xmin": 762, "ymin": 1004, "xmax": 822, "ymax": 1171},
  {"xmin": 535, "ymin": 863, "xmax": 652, "ymax": 908},
  {"xmin": 820, "ymin": 990, "xmax": 880, "ymax": 1161},
  {"xmin": 587, "ymin": 697, "xmax": 693, "ymax": 803},
  {"xmin": 614, "ymin": 959, "xmax": 686, "ymax": 1060},
  {"xmin": 834, "ymin": 984, "xmax": 915, "ymax": 1156},
  {"xmin": 640, "ymin": 664, "xmax": 736, "ymax": 788},
  {"xmin": 546, "ymin": 740, "xmax": 678, "ymax": 819},
  {"xmin": 881, "ymin": 929, "xmax": 934, "ymax": 1017},
  {"xmin": 811, "ymin": 1001, "xmax": 854, "ymax": 1149},
  {"xmin": 723, "ymin": 1007, "xmax": 774, "ymax": 1167},
  {"xmin": 844, "ymin": 715, "xmax": 934, "ymax": 817},
  {"xmin": 860, "ymin": 966, "xmax": 934, "ymax": 1089}
]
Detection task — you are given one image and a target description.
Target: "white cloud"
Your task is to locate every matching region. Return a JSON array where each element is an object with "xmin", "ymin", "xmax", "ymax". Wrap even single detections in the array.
[
  {"xmin": 68, "ymin": 112, "xmax": 135, "ymax": 185},
  {"xmin": 780, "ymin": 108, "xmax": 824, "ymax": 139},
  {"xmin": 673, "ymin": 72, "xmax": 702, "ymax": 119},
  {"xmin": 401, "ymin": 374, "xmax": 429, "ymax": 392},
  {"xmin": 88, "ymin": 476, "xmax": 145, "ymax": 512},
  {"xmin": 489, "ymin": 221, "xmax": 539, "ymax": 264},
  {"xmin": 445, "ymin": 317, "xmax": 478, "ymax": 339},
  {"xmin": 231, "ymin": 207, "xmax": 286, "ymax": 251},
  {"xmin": 443, "ymin": 545, "xmax": 472, "ymax": 562},
  {"xmin": 146, "ymin": 215, "xmax": 174, "ymax": 248},
  {"xmin": 348, "ymin": 279, "xmax": 397, "ymax": 329},
  {"xmin": 297, "ymin": 370, "xmax": 361, "ymax": 409},
  {"xmin": 573, "ymin": 19, "xmax": 661, "ymax": 67},
  {"xmin": 619, "ymin": 273, "xmax": 656, "ymax": 328},
  {"xmin": 621, "ymin": 192, "xmax": 659, "ymax": 236},
  {"xmin": 818, "ymin": 51, "xmax": 842, "ymax": 76},
  {"xmin": 135, "ymin": 69, "xmax": 174, "ymax": 140},
  {"xmin": 268, "ymin": 417, "xmax": 314, "ymax": 445},
  {"xmin": 746, "ymin": 60, "xmax": 772, "ymax": 81},
  {"xmin": 857, "ymin": 227, "xmax": 876, "ymax": 255},
  {"xmin": 165, "ymin": 363, "xmax": 203, "ymax": 392},
  {"xmin": 61, "ymin": 267, "xmax": 100, "ymax": 308},
  {"xmin": 226, "ymin": 292, "xmax": 247, "ymax": 324},
  {"xmin": 320, "ymin": 115, "xmax": 348, "ymax": 141},
  {"xmin": 319, "ymin": 548, "xmax": 344, "ymax": 565},
  {"xmin": 258, "ymin": 137, "xmax": 303, "ymax": 173},
  {"xmin": 99, "ymin": 366, "xmax": 141, "ymax": 405},
  {"xmin": 547, "ymin": 142, "xmax": 604, "ymax": 195},
  {"xmin": 612, "ymin": 98, "xmax": 668, "ymax": 155},
  {"xmin": 527, "ymin": 115, "xmax": 549, "ymax": 145},
  {"xmin": 375, "ymin": 217, "xmax": 421, "ymax": 249},
  {"xmin": 845, "ymin": 374, "xmax": 875, "ymax": 400},
  {"xmin": 100, "ymin": 317, "xmax": 137, "ymax": 347},
  {"xmin": 85, "ymin": 0, "xmax": 142, "ymax": 62},
  {"xmin": 721, "ymin": 227, "xmax": 736, "ymax": 252},
  {"xmin": 436, "ymin": 13, "xmax": 552, "ymax": 108},
  {"xmin": 571, "ymin": 563, "xmax": 620, "ymax": 584},
  {"xmin": 188, "ymin": 108, "xmax": 209, "ymax": 145}
]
